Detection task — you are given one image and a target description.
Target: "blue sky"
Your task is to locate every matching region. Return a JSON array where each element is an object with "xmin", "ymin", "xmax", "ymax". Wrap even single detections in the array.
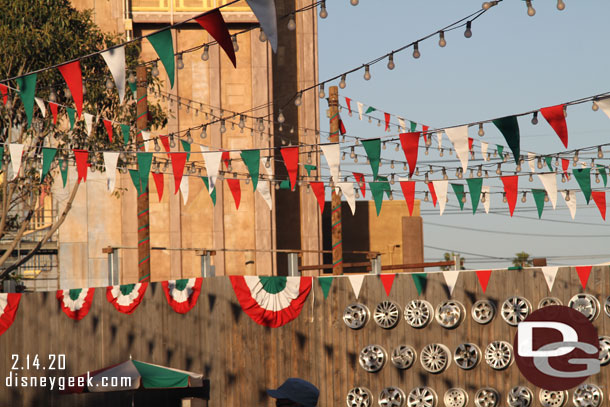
[{"xmin": 317, "ymin": 1, "xmax": 610, "ymax": 269}]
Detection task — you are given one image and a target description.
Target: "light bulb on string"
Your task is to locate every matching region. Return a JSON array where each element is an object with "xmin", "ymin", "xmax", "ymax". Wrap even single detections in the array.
[
  {"xmin": 185, "ymin": 130, "xmax": 193, "ymax": 144},
  {"xmin": 481, "ymin": 192, "xmax": 486, "ymax": 203},
  {"xmin": 355, "ymin": 189, "xmax": 360, "ymax": 199},
  {"xmin": 363, "ymin": 65, "xmax": 371, "ymax": 81},
  {"xmin": 382, "ymin": 142, "xmax": 387, "ymax": 150},
  {"xmin": 529, "ymin": 173, "xmax": 534, "ymax": 182},
  {"xmin": 425, "ymin": 147, "xmax": 429, "ymax": 155},
  {"xmin": 169, "ymin": 134, "xmax": 176, "ymax": 148},
  {"xmin": 565, "ymin": 190, "xmax": 570, "ymax": 201},
  {"xmin": 439, "ymin": 148, "xmax": 444, "ymax": 157},
  {"xmin": 319, "ymin": 83, "xmax": 325, "ymax": 99},
  {"xmin": 350, "ymin": 0, "xmax": 359, "ymax": 5},
  {"xmin": 294, "ymin": 92, "xmax": 302, "ymax": 106},
  {"xmin": 469, "ymin": 169, "xmax": 474, "ymax": 178},
  {"xmin": 403, "ymin": 163, "xmax": 408, "ymax": 171},
  {"xmin": 415, "ymin": 167, "xmax": 420, "ymax": 176},
  {"xmin": 238, "ymin": 116, "xmax": 245, "ymax": 129},
  {"xmin": 461, "ymin": 194, "xmax": 467, "ymax": 204},
  {"xmin": 176, "ymin": 54, "xmax": 184, "ymax": 70},
  {"xmin": 64, "ymin": 86, "xmax": 72, "ymax": 98},
  {"xmin": 395, "ymin": 143, "xmax": 400, "ymax": 152},
  {"xmin": 477, "ymin": 166, "xmax": 482, "ymax": 177},
  {"xmin": 573, "ymin": 151, "xmax": 579, "ymax": 163},
  {"xmin": 561, "ymin": 173, "xmax": 566, "ymax": 183},
  {"xmin": 259, "ymin": 28, "xmax": 267, "ymax": 42},
  {"xmin": 424, "ymin": 173, "xmax": 429, "ymax": 183},
  {"xmin": 390, "ymin": 174, "xmax": 395, "ymax": 185},
  {"xmin": 442, "ymin": 168, "xmax": 448, "ymax": 180},
  {"xmin": 438, "ymin": 31, "xmax": 446, "ymax": 47},
  {"xmin": 544, "ymin": 193, "xmax": 549, "ymax": 202},
  {"xmin": 49, "ymin": 89, "xmax": 57, "ymax": 103},
  {"xmin": 531, "ymin": 111, "xmax": 539, "ymax": 125},
  {"xmin": 319, "ymin": 1, "xmax": 328, "ymax": 18},
  {"xmin": 287, "ymin": 14, "xmax": 296, "ymax": 31},
  {"xmin": 537, "ymin": 157, "xmax": 543, "ymax": 169},
  {"xmin": 503, "ymin": 193, "xmax": 507, "ymax": 203},
  {"xmin": 478, "ymin": 123, "xmax": 484, "ymax": 137},
  {"xmin": 496, "ymin": 163, "xmax": 502, "ymax": 175},
  {"xmin": 598, "ymin": 146, "xmax": 603, "ymax": 158},
  {"xmin": 201, "ymin": 45, "xmax": 210, "ymax": 61},
  {"xmin": 350, "ymin": 146, "xmax": 355, "ymax": 159},
  {"xmin": 220, "ymin": 120, "xmax": 226, "ymax": 134},
  {"xmin": 105, "ymin": 78, "xmax": 114, "ymax": 90},
  {"xmin": 278, "ymin": 109, "xmax": 285, "ymax": 124},
  {"xmin": 200, "ymin": 125, "xmax": 207, "ymax": 139},
  {"xmin": 424, "ymin": 191, "xmax": 429, "ymax": 202},
  {"xmin": 387, "ymin": 53, "xmax": 395, "ymax": 70},
  {"xmin": 232, "ymin": 35, "xmax": 239, "ymax": 52},
  {"xmin": 557, "ymin": 0, "xmax": 565, "ymax": 10},
  {"xmin": 592, "ymin": 101, "xmax": 599, "ymax": 111},
  {"xmin": 154, "ymin": 139, "xmax": 161, "ymax": 152},
  {"xmin": 526, "ymin": 0, "xmax": 535, "ymax": 16},
  {"xmin": 342, "ymin": 152, "xmax": 346, "ymax": 161},
  {"xmin": 595, "ymin": 173, "xmax": 600, "ymax": 184},
  {"xmin": 521, "ymin": 192, "xmax": 527, "ymax": 203},
  {"xmin": 412, "ymin": 42, "xmax": 421, "ymax": 59},
  {"xmin": 339, "ymin": 74, "xmax": 346, "ymax": 89},
  {"xmin": 464, "ymin": 21, "xmax": 473, "ymax": 38}
]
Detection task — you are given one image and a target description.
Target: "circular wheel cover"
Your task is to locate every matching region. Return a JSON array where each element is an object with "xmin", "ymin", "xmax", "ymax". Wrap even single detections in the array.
[
  {"xmin": 568, "ymin": 294, "xmax": 600, "ymax": 322},
  {"xmin": 474, "ymin": 388, "xmax": 499, "ymax": 407},
  {"xmin": 347, "ymin": 387, "xmax": 373, "ymax": 407},
  {"xmin": 485, "ymin": 341, "xmax": 513, "ymax": 370},
  {"xmin": 572, "ymin": 384, "xmax": 603, "ymax": 407},
  {"xmin": 420, "ymin": 343, "xmax": 450, "ymax": 373},
  {"xmin": 454, "ymin": 343, "xmax": 480, "ymax": 370},
  {"xmin": 501, "ymin": 296, "xmax": 531, "ymax": 326},
  {"xmin": 374, "ymin": 301, "xmax": 401, "ymax": 329},
  {"xmin": 472, "ymin": 300, "xmax": 495, "ymax": 324},
  {"xmin": 343, "ymin": 303, "xmax": 370, "ymax": 329},
  {"xmin": 538, "ymin": 389, "xmax": 567, "ymax": 407},
  {"xmin": 407, "ymin": 387, "xmax": 437, "ymax": 407},
  {"xmin": 359, "ymin": 345, "xmax": 387, "ymax": 373},
  {"xmin": 379, "ymin": 387, "xmax": 406, "ymax": 407},
  {"xmin": 404, "ymin": 300, "xmax": 433, "ymax": 328},
  {"xmin": 391, "ymin": 345, "xmax": 416, "ymax": 370},
  {"xmin": 506, "ymin": 386, "xmax": 533, "ymax": 407},
  {"xmin": 444, "ymin": 388, "xmax": 468, "ymax": 407}
]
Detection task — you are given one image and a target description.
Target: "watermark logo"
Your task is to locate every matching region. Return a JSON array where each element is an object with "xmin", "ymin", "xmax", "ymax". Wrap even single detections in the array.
[{"xmin": 514, "ymin": 305, "xmax": 599, "ymax": 390}]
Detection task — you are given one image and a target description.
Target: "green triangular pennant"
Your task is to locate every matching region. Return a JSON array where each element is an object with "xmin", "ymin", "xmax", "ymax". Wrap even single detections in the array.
[
  {"xmin": 0, "ymin": 147, "xmax": 4, "ymax": 166},
  {"xmin": 412, "ymin": 273, "xmax": 427, "ymax": 295},
  {"xmin": 59, "ymin": 159, "xmax": 68, "ymax": 187},
  {"xmin": 369, "ymin": 181, "xmax": 386, "ymax": 216},
  {"xmin": 365, "ymin": 106, "xmax": 376, "ymax": 114},
  {"xmin": 496, "ymin": 145, "xmax": 504, "ymax": 157},
  {"xmin": 318, "ymin": 277, "xmax": 333, "ymax": 299},
  {"xmin": 375, "ymin": 176, "xmax": 392, "ymax": 198},
  {"xmin": 41, "ymin": 147, "xmax": 57, "ymax": 183},
  {"xmin": 410, "ymin": 121, "xmax": 417, "ymax": 132},
  {"xmin": 15, "ymin": 73, "xmax": 37, "ymax": 128},
  {"xmin": 66, "ymin": 107, "xmax": 76, "ymax": 130},
  {"xmin": 129, "ymin": 169, "xmax": 142, "ymax": 195},
  {"xmin": 137, "ymin": 152, "xmax": 153, "ymax": 192},
  {"xmin": 451, "ymin": 183, "xmax": 465, "ymax": 210},
  {"xmin": 492, "ymin": 116, "xmax": 520, "ymax": 165},
  {"xmin": 180, "ymin": 140, "xmax": 191, "ymax": 161},
  {"xmin": 201, "ymin": 176, "xmax": 217, "ymax": 206},
  {"xmin": 128, "ymin": 81, "xmax": 137, "ymax": 98},
  {"xmin": 545, "ymin": 156, "xmax": 554, "ymax": 172},
  {"xmin": 362, "ymin": 138, "xmax": 381, "ymax": 179},
  {"xmin": 532, "ymin": 189, "xmax": 546, "ymax": 219},
  {"xmin": 147, "ymin": 29, "xmax": 175, "ymax": 88},
  {"xmin": 280, "ymin": 180, "xmax": 291, "ymax": 189},
  {"xmin": 120, "ymin": 124, "xmax": 130, "ymax": 146},
  {"xmin": 573, "ymin": 168, "xmax": 591, "ymax": 204},
  {"xmin": 466, "ymin": 178, "xmax": 483, "ymax": 214},
  {"xmin": 304, "ymin": 164, "xmax": 316, "ymax": 176},
  {"xmin": 240, "ymin": 149, "xmax": 260, "ymax": 191},
  {"xmin": 597, "ymin": 165, "xmax": 607, "ymax": 187}
]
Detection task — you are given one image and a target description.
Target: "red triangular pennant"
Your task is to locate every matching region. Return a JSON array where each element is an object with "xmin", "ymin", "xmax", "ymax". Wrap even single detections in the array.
[
  {"xmin": 384, "ymin": 112, "xmax": 391, "ymax": 131},
  {"xmin": 226, "ymin": 178, "xmax": 241, "ymax": 210},
  {"xmin": 427, "ymin": 182, "xmax": 437, "ymax": 207},
  {"xmin": 0, "ymin": 84, "xmax": 7, "ymax": 105},
  {"xmin": 280, "ymin": 146, "xmax": 299, "ymax": 191},
  {"xmin": 540, "ymin": 104, "xmax": 568, "ymax": 148},
  {"xmin": 152, "ymin": 172, "xmax": 164, "ymax": 202},
  {"xmin": 468, "ymin": 137, "xmax": 474, "ymax": 152},
  {"xmin": 422, "ymin": 125, "xmax": 429, "ymax": 144},
  {"xmin": 339, "ymin": 118, "xmax": 346, "ymax": 135},
  {"xmin": 476, "ymin": 270, "xmax": 492, "ymax": 293},
  {"xmin": 73, "ymin": 149, "xmax": 89, "ymax": 183},
  {"xmin": 561, "ymin": 158, "xmax": 569, "ymax": 175},
  {"xmin": 399, "ymin": 132, "xmax": 420, "ymax": 177},
  {"xmin": 222, "ymin": 151, "xmax": 230, "ymax": 169},
  {"xmin": 380, "ymin": 274, "xmax": 396, "ymax": 296},
  {"xmin": 170, "ymin": 152, "xmax": 187, "ymax": 193},
  {"xmin": 159, "ymin": 135, "xmax": 170, "ymax": 152},
  {"xmin": 501, "ymin": 175, "xmax": 519, "ymax": 216},
  {"xmin": 310, "ymin": 181, "xmax": 325, "ymax": 213},
  {"xmin": 195, "ymin": 10, "xmax": 236, "ymax": 68},
  {"xmin": 591, "ymin": 191, "xmax": 606, "ymax": 220},
  {"xmin": 400, "ymin": 180, "xmax": 416, "ymax": 216},
  {"xmin": 345, "ymin": 97, "xmax": 352, "ymax": 115},
  {"xmin": 353, "ymin": 172, "xmax": 366, "ymax": 197},
  {"xmin": 103, "ymin": 119, "xmax": 113, "ymax": 143},
  {"xmin": 49, "ymin": 102, "xmax": 59, "ymax": 125},
  {"xmin": 58, "ymin": 60, "xmax": 84, "ymax": 119},
  {"xmin": 575, "ymin": 266, "xmax": 592, "ymax": 290}
]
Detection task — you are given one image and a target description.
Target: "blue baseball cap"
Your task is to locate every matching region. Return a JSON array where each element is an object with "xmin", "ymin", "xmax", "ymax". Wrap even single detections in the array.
[{"xmin": 267, "ymin": 378, "xmax": 320, "ymax": 407}]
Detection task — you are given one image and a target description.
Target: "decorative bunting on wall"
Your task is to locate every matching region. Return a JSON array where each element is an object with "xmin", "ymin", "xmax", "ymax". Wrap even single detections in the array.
[
  {"xmin": 15, "ymin": 73, "xmax": 37, "ymax": 128},
  {"xmin": 227, "ymin": 179, "xmax": 241, "ymax": 210},
  {"xmin": 537, "ymin": 173, "xmax": 558, "ymax": 209},
  {"xmin": 147, "ymin": 29, "xmax": 175, "ymax": 88},
  {"xmin": 83, "ymin": 112, "xmax": 94, "ymax": 136},
  {"xmin": 451, "ymin": 183, "xmax": 465, "ymax": 211},
  {"xmin": 320, "ymin": 143, "xmax": 340, "ymax": 184},
  {"xmin": 59, "ymin": 159, "xmax": 68, "ymax": 187},
  {"xmin": 466, "ymin": 178, "xmax": 482, "ymax": 214},
  {"xmin": 162, "ymin": 278, "xmax": 203, "ymax": 314},
  {"xmin": 476, "ymin": 270, "xmax": 492, "ymax": 293},
  {"xmin": 201, "ymin": 176, "xmax": 217, "ymax": 206},
  {"xmin": 153, "ymin": 172, "xmax": 164, "ymax": 202},
  {"xmin": 532, "ymin": 189, "xmax": 546, "ymax": 219},
  {"xmin": 442, "ymin": 270, "xmax": 460, "ymax": 296},
  {"xmin": 357, "ymin": 102, "xmax": 363, "ymax": 120},
  {"xmin": 56, "ymin": 288, "xmax": 95, "ymax": 321},
  {"xmin": 481, "ymin": 141, "xmax": 488, "ymax": 161},
  {"xmin": 597, "ymin": 98, "xmax": 610, "ymax": 119},
  {"xmin": 66, "ymin": 107, "xmax": 76, "ymax": 130},
  {"xmin": 481, "ymin": 186, "xmax": 491, "ymax": 214},
  {"xmin": 0, "ymin": 84, "xmax": 7, "ymax": 105},
  {"xmin": 361, "ymin": 139, "xmax": 381, "ymax": 179},
  {"xmin": 318, "ymin": 277, "xmax": 333, "ymax": 299},
  {"xmin": 399, "ymin": 180, "xmax": 416, "ymax": 216},
  {"xmin": 348, "ymin": 275, "xmax": 365, "ymax": 299},
  {"xmin": 106, "ymin": 283, "xmax": 148, "ymax": 314},
  {"xmin": 540, "ymin": 104, "xmax": 568, "ymax": 148},
  {"xmin": 0, "ymin": 293, "xmax": 21, "ymax": 336},
  {"xmin": 41, "ymin": 148, "xmax": 57, "ymax": 183},
  {"xmin": 399, "ymin": 132, "xmax": 420, "ymax": 177},
  {"xmin": 120, "ymin": 124, "xmax": 130, "ymax": 145},
  {"xmin": 561, "ymin": 190, "xmax": 577, "ymax": 219},
  {"xmin": 202, "ymin": 149, "xmax": 222, "ymax": 192},
  {"xmin": 179, "ymin": 172, "xmax": 190, "ymax": 204},
  {"xmin": 369, "ymin": 181, "xmax": 386, "ymax": 216},
  {"xmin": 170, "ymin": 152, "xmax": 187, "ymax": 193},
  {"xmin": 384, "ymin": 112, "xmax": 391, "ymax": 131},
  {"xmin": 103, "ymin": 152, "xmax": 119, "ymax": 192},
  {"xmin": 240, "ymin": 150, "xmax": 260, "ymax": 191},
  {"xmin": 49, "ymin": 102, "xmax": 59, "ymax": 125},
  {"xmin": 229, "ymin": 276, "xmax": 312, "ymax": 328},
  {"xmin": 411, "ymin": 273, "xmax": 427, "ymax": 295},
  {"xmin": 310, "ymin": 182, "xmax": 325, "ymax": 214},
  {"xmin": 137, "ymin": 152, "xmax": 153, "ymax": 192},
  {"xmin": 195, "ymin": 10, "xmax": 236, "ymax": 67},
  {"xmin": 103, "ymin": 119, "xmax": 113, "ymax": 143},
  {"xmin": 444, "ymin": 125, "xmax": 469, "ymax": 172},
  {"xmin": 73, "ymin": 149, "xmax": 89, "ymax": 183},
  {"xmin": 353, "ymin": 172, "xmax": 366, "ymax": 197},
  {"xmin": 540, "ymin": 266, "xmax": 559, "ymax": 291},
  {"xmin": 280, "ymin": 146, "xmax": 299, "ymax": 191},
  {"xmin": 432, "ymin": 180, "xmax": 448, "ymax": 215},
  {"xmin": 572, "ymin": 168, "xmax": 591, "ymax": 204},
  {"xmin": 591, "ymin": 191, "xmax": 606, "ymax": 220},
  {"xmin": 528, "ymin": 152, "xmax": 536, "ymax": 173},
  {"xmin": 428, "ymin": 182, "xmax": 437, "ymax": 207},
  {"xmin": 501, "ymin": 175, "xmax": 518, "ymax": 216},
  {"xmin": 337, "ymin": 182, "xmax": 356, "ymax": 215},
  {"xmin": 58, "ymin": 61, "xmax": 84, "ymax": 118},
  {"xmin": 575, "ymin": 266, "xmax": 592, "ymax": 290},
  {"xmin": 101, "ymin": 45, "xmax": 126, "ymax": 103},
  {"xmin": 9, "ymin": 144, "xmax": 24, "ymax": 180},
  {"xmin": 379, "ymin": 274, "xmax": 395, "ymax": 296},
  {"xmin": 245, "ymin": 0, "xmax": 278, "ymax": 53},
  {"xmin": 159, "ymin": 135, "xmax": 171, "ymax": 152},
  {"xmin": 34, "ymin": 97, "xmax": 46, "ymax": 117},
  {"xmin": 597, "ymin": 165, "xmax": 608, "ymax": 187},
  {"xmin": 492, "ymin": 116, "xmax": 520, "ymax": 165},
  {"xmin": 257, "ymin": 162, "xmax": 273, "ymax": 210},
  {"xmin": 129, "ymin": 170, "xmax": 143, "ymax": 195}
]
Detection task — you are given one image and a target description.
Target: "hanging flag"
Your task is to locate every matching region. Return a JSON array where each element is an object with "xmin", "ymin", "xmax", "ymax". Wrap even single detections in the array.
[
  {"xmin": 129, "ymin": 170, "xmax": 143, "ymax": 196},
  {"xmin": 437, "ymin": 131, "xmax": 443, "ymax": 150},
  {"xmin": 280, "ymin": 146, "xmax": 299, "ymax": 191},
  {"xmin": 34, "ymin": 97, "xmax": 46, "ymax": 118},
  {"xmin": 320, "ymin": 143, "xmax": 340, "ymax": 184},
  {"xmin": 15, "ymin": 73, "xmax": 37, "ymax": 128},
  {"xmin": 0, "ymin": 293, "xmax": 21, "ymax": 336},
  {"xmin": 240, "ymin": 149, "xmax": 260, "ymax": 191},
  {"xmin": 41, "ymin": 147, "xmax": 57, "ymax": 183},
  {"xmin": 492, "ymin": 116, "xmax": 520, "ymax": 165},
  {"xmin": 222, "ymin": 151, "xmax": 230, "ymax": 170},
  {"xmin": 591, "ymin": 191, "xmax": 606, "ymax": 220},
  {"xmin": 357, "ymin": 102, "xmax": 363, "ymax": 120},
  {"xmin": 203, "ymin": 149, "xmax": 222, "ymax": 192},
  {"xmin": 229, "ymin": 276, "xmax": 312, "ymax": 327},
  {"xmin": 227, "ymin": 178, "xmax": 241, "ymax": 210},
  {"xmin": 427, "ymin": 182, "xmax": 437, "ymax": 207},
  {"xmin": 540, "ymin": 104, "xmax": 568, "ymax": 148},
  {"xmin": 561, "ymin": 159, "xmax": 570, "ymax": 176},
  {"xmin": 159, "ymin": 135, "xmax": 171, "ymax": 152},
  {"xmin": 348, "ymin": 275, "xmax": 366, "ymax": 299},
  {"xmin": 537, "ymin": 173, "xmax": 558, "ymax": 209},
  {"xmin": 170, "ymin": 152, "xmax": 187, "ymax": 193},
  {"xmin": 597, "ymin": 165, "xmax": 608, "ymax": 187},
  {"xmin": 337, "ymin": 182, "xmax": 356, "ymax": 215},
  {"xmin": 384, "ymin": 113, "xmax": 391, "ymax": 131},
  {"xmin": 257, "ymin": 161, "xmax": 273, "ymax": 210},
  {"xmin": 101, "ymin": 45, "xmax": 126, "ymax": 103},
  {"xmin": 103, "ymin": 152, "xmax": 119, "ymax": 192},
  {"xmin": 152, "ymin": 172, "xmax": 164, "ymax": 202},
  {"xmin": 432, "ymin": 180, "xmax": 448, "ymax": 215},
  {"xmin": 56, "ymin": 288, "xmax": 95, "ymax": 321},
  {"xmin": 422, "ymin": 125, "xmax": 429, "ymax": 144},
  {"xmin": 399, "ymin": 132, "xmax": 420, "ymax": 177},
  {"xmin": 380, "ymin": 274, "xmax": 395, "ymax": 296},
  {"xmin": 496, "ymin": 145, "xmax": 504, "ymax": 157},
  {"xmin": 137, "ymin": 152, "xmax": 153, "ymax": 192},
  {"xmin": 572, "ymin": 168, "xmax": 591, "ymax": 204},
  {"xmin": 365, "ymin": 106, "xmax": 376, "ymax": 114},
  {"xmin": 466, "ymin": 178, "xmax": 483, "ymax": 214},
  {"xmin": 49, "ymin": 102, "xmax": 59, "ymax": 125},
  {"xmin": 9, "ymin": 144, "xmax": 25, "ymax": 179},
  {"xmin": 59, "ymin": 159, "xmax": 68, "ymax": 187},
  {"xmin": 561, "ymin": 190, "xmax": 577, "ymax": 219},
  {"xmin": 369, "ymin": 182, "xmax": 386, "ymax": 216},
  {"xmin": 162, "ymin": 278, "xmax": 203, "ymax": 314},
  {"xmin": 106, "ymin": 283, "xmax": 148, "ymax": 314},
  {"xmin": 575, "ymin": 266, "xmax": 592, "ymax": 290},
  {"xmin": 528, "ymin": 152, "xmax": 537, "ymax": 173},
  {"xmin": 399, "ymin": 180, "xmax": 416, "ymax": 216},
  {"xmin": 0, "ymin": 83, "xmax": 7, "ymax": 105},
  {"xmin": 310, "ymin": 181, "xmax": 325, "ymax": 213},
  {"xmin": 73, "ymin": 149, "xmax": 89, "ymax": 183},
  {"xmin": 66, "ymin": 107, "xmax": 76, "ymax": 130},
  {"xmin": 318, "ymin": 277, "xmax": 333, "ymax": 299},
  {"xmin": 451, "ymin": 183, "xmax": 465, "ymax": 211},
  {"xmin": 84, "ymin": 113, "xmax": 94, "ymax": 136},
  {"xmin": 120, "ymin": 124, "xmax": 130, "ymax": 146},
  {"xmin": 179, "ymin": 140, "xmax": 191, "ymax": 162},
  {"xmin": 361, "ymin": 138, "xmax": 381, "ymax": 179},
  {"xmin": 147, "ymin": 29, "xmax": 175, "ymax": 88},
  {"xmin": 410, "ymin": 121, "xmax": 417, "ymax": 132},
  {"xmin": 532, "ymin": 189, "xmax": 546, "ymax": 219},
  {"xmin": 468, "ymin": 137, "xmax": 474, "ymax": 153},
  {"xmin": 443, "ymin": 270, "xmax": 460, "ymax": 296},
  {"xmin": 481, "ymin": 185, "xmax": 491, "ymax": 214},
  {"xmin": 476, "ymin": 270, "xmax": 492, "ymax": 293},
  {"xmin": 195, "ymin": 10, "xmax": 236, "ymax": 67},
  {"xmin": 345, "ymin": 97, "xmax": 352, "ymax": 115},
  {"xmin": 545, "ymin": 156, "xmax": 554, "ymax": 172},
  {"xmin": 353, "ymin": 172, "xmax": 366, "ymax": 197},
  {"xmin": 444, "ymin": 125, "xmax": 469, "ymax": 172},
  {"xmin": 245, "ymin": 0, "xmax": 278, "ymax": 52},
  {"xmin": 339, "ymin": 118, "xmax": 347, "ymax": 135},
  {"xmin": 501, "ymin": 175, "xmax": 518, "ymax": 216},
  {"xmin": 396, "ymin": 116, "xmax": 406, "ymax": 132},
  {"xmin": 540, "ymin": 266, "xmax": 559, "ymax": 292},
  {"xmin": 411, "ymin": 273, "xmax": 427, "ymax": 295},
  {"xmin": 481, "ymin": 141, "xmax": 489, "ymax": 161},
  {"xmin": 201, "ymin": 177, "xmax": 217, "ymax": 205},
  {"xmin": 103, "ymin": 119, "xmax": 113, "ymax": 143},
  {"xmin": 58, "ymin": 61, "xmax": 84, "ymax": 118},
  {"xmin": 140, "ymin": 130, "xmax": 151, "ymax": 151}
]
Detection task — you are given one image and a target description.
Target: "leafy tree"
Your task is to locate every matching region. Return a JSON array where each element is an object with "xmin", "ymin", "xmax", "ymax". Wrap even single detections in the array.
[
  {"xmin": 512, "ymin": 251, "xmax": 532, "ymax": 268},
  {"xmin": 440, "ymin": 252, "xmax": 465, "ymax": 270},
  {"xmin": 0, "ymin": 0, "xmax": 166, "ymax": 281}
]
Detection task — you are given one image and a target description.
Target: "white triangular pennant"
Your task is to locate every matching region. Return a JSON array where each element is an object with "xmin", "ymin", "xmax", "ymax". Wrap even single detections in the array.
[
  {"xmin": 245, "ymin": 0, "xmax": 278, "ymax": 52},
  {"xmin": 540, "ymin": 266, "xmax": 559, "ymax": 291},
  {"xmin": 481, "ymin": 141, "xmax": 488, "ymax": 161},
  {"xmin": 103, "ymin": 152, "xmax": 120, "ymax": 192},
  {"xmin": 397, "ymin": 116, "xmax": 406, "ymax": 132},
  {"xmin": 140, "ymin": 130, "xmax": 151, "ymax": 152},
  {"xmin": 528, "ymin": 152, "xmax": 536, "ymax": 173},
  {"xmin": 202, "ymin": 149, "xmax": 222, "ymax": 193},
  {"xmin": 537, "ymin": 173, "xmax": 558, "ymax": 210},
  {"xmin": 257, "ymin": 161, "xmax": 273, "ymax": 210},
  {"xmin": 321, "ymin": 143, "xmax": 340, "ymax": 184},
  {"xmin": 357, "ymin": 102, "xmax": 363, "ymax": 120},
  {"xmin": 84, "ymin": 113, "xmax": 95, "ymax": 137},
  {"xmin": 348, "ymin": 274, "xmax": 366, "ymax": 299},
  {"xmin": 596, "ymin": 98, "xmax": 610, "ymax": 120},
  {"xmin": 101, "ymin": 45, "xmax": 126, "ymax": 103},
  {"xmin": 561, "ymin": 190, "xmax": 577, "ymax": 219},
  {"xmin": 481, "ymin": 186, "xmax": 491, "ymax": 214},
  {"xmin": 337, "ymin": 182, "xmax": 356, "ymax": 215},
  {"xmin": 444, "ymin": 125, "xmax": 469, "ymax": 172},
  {"xmin": 432, "ymin": 180, "xmax": 448, "ymax": 216},
  {"xmin": 180, "ymin": 174, "xmax": 189, "ymax": 204},
  {"xmin": 34, "ymin": 97, "xmax": 46, "ymax": 117},
  {"xmin": 437, "ymin": 131, "xmax": 443, "ymax": 150},
  {"xmin": 442, "ymin": 270, "xmax": 460, "ymax": 296},
  {"xmin": 9, "ymin": 144, "xmax": 24, "ymax": 180}
]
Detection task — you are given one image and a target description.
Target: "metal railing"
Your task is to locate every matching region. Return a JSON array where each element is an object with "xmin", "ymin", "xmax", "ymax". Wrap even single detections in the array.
[{"xmin": 132, "ymin": 0, "xmax": 250, "ymax": 12}]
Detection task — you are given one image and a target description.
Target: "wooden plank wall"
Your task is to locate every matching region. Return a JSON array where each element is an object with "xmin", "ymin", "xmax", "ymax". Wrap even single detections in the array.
[{"xmin": 0, "ymin": 266, "xmax": 609, "ymax": 406}]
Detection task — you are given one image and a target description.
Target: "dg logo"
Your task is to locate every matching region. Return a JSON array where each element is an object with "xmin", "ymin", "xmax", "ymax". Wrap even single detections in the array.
[{"xmin": 514, "ymin": 305, "xmax": 600, "ymax": 390}]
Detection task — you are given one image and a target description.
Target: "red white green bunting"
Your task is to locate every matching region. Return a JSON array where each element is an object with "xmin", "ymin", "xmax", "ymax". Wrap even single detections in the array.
[
  {"xmin": 106, "ymin": 283, "xmax": 148, "ymax": 314},
  {"xmin": 0, "ymin": 293, "xmax": 22, "ymax": 335},
  {"xmin": 229, "ymin": 276, "xmax": 312, "ymax": 328},
  {"xmin": 162, "ymin": 278, "xmax": 203, "ymax": 314},
  {"xmin": 56, "ymin": 288, "xmax": 95, "ymax": 320}
]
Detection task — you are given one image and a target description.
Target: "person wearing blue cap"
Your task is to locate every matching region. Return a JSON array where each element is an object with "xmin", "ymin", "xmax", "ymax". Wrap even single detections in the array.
[{"xmin": 267, "ymin": 378, "xmax": 320, "ymax": 407}]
